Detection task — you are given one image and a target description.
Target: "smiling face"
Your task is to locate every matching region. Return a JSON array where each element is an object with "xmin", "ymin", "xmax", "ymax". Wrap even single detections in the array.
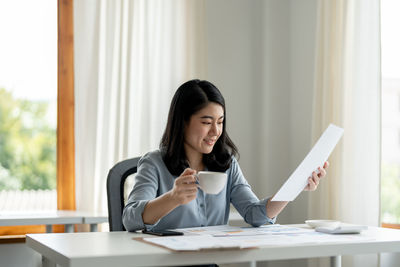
[{"xmin": 183, "ymin": 102, "xmax": 224, "ymax": 161}]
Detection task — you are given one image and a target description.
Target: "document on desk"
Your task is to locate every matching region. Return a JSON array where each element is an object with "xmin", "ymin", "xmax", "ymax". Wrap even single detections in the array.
[
  {"xmin": 272, "ymin": 124, "xmax": 344, "ymax": 201},
  {"xmin": 177, "ymin": 224, "xmax": 313, "ymax": 237},
  {"xmin": 141, "ymin": 224, "xmax": 372, "ymax": 251}
]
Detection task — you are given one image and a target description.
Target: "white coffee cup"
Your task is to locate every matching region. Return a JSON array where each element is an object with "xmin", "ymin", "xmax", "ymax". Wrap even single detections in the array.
[{"xmin": 195, "ymin": 171, "xmax": 227, "ymax": 195}]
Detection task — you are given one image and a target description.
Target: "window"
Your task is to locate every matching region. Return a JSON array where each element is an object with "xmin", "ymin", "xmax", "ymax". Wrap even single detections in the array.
[
  {"xmin": 0, "ymin": 0, "xmax": 75, "ymax": 236},
  {"xmin": 0, "ymin": 0, "xmax": 57, "ymax": 211},
  {"xmin": 381, "ymin": 0, "xmax": 400, "ymax": 227}
]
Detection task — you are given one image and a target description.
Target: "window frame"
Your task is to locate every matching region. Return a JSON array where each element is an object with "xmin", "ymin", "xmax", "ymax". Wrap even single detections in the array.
[{"xmin": 56, "ymin": 0, "xmax": 75, "ymax": 212}]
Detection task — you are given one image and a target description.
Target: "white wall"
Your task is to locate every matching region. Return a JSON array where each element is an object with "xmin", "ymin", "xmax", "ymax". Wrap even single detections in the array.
[
  {"xmin": 205, "ymin": 0, "xmax": 291, "ymax": 219},
  {"xmin": 205, "ymin": 0, "xmax": 317, "ymax": 226},
  {"xmin": 205, "ymin": 0, "xmax": 276, "ymax": 197}
]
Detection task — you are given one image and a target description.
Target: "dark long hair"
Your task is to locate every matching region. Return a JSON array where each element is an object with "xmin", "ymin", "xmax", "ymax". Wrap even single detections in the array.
[{"xmin": 160, "ymin": 79, "xmax": 239, "ymax": 175}]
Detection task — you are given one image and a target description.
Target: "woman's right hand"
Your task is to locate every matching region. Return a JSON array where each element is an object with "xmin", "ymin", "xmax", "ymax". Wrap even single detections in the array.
[
  {"xmin": 169, "ymin": 168, "xmax": 198, "ymax": 205},
  {"xmin": 142, "ymin": 168, "xmax": 198, "ymax": 225}
]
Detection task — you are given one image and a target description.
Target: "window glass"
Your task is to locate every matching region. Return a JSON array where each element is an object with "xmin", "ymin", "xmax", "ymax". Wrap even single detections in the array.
[
  {"xmin": 381, "ymin": 0, "xmax": 400, "ymax": 224},
  {"xmin": 0, "ymin": 0, "xmax": 57, "ymax": 211}
]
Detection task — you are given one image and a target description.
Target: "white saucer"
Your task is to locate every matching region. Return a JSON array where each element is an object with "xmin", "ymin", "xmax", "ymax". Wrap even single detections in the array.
[{"xmin": 305, "ymin": 220, "xmax": 341, "ymax": 228}]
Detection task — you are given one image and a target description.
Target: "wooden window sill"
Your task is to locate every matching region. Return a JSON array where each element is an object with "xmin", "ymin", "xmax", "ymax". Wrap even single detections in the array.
[
  {"xmin": 0, "ymin": 235, "xmax": 26, "ymax": 244},
  {"xmin": 382, "ymin": 223, "xmax": 400, "ymax": 229}
]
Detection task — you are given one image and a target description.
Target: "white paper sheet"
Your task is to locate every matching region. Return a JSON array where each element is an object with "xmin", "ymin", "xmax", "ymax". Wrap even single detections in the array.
[
  {"xmin": 271, "ymin": 124, "xmax": 344, "ymax": 201},
  {"xmin": 176, "ymin": 224, "xmax": 314, "ymax": 237},
  {"xmin": 142, "ymin": 224, "xmax": 372, "ymax": 251}
]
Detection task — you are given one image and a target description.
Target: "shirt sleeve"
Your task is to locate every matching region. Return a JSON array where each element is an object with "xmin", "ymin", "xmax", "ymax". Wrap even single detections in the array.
[
  {"xmin": 229, "ymin": 157, "xmax": 276, "ymax": 226},
  {"xmin": 122, "ymin": 153, "xmax": 160, "ymax": 232}
]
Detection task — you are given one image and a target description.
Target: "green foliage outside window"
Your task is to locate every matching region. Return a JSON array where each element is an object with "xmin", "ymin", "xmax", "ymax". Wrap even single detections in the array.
[
  {"xmin": 0, "ymin": 88, "xmax": 56, "ymax": 190},
  {"xmin": 381, "ymin": 163, "xmax": 400, "ymax": 224}
]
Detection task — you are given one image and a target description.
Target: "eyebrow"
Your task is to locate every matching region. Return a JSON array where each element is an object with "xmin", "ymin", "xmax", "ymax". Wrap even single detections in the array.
[{"xmin": 200, "ymin": 115, "xmax": 224, "ymax": 120}]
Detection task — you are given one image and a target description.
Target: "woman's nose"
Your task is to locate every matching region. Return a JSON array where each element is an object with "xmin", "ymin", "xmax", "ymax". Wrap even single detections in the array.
[{"xmin": 209, "ymin": 123, "xmax": 219, "ymax": 136}]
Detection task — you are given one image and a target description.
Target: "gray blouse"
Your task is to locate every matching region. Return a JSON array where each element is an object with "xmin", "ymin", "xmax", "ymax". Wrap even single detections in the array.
[{"xmin": 122, "ymin": 150, "xmax": 276, "ymax": 232}]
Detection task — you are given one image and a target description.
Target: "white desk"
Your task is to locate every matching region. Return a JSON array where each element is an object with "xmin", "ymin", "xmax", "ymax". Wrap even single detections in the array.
[
  {"xmin": 79, "ymin": 212, "xmax": 108, "ymax": 232},
  {"xmin": 26, "ymin": 225, "xmax": 400, "ymax": 267},
  {"xmin": 0, "ymin": 210, "xmax": 107, "ymax": 233}
]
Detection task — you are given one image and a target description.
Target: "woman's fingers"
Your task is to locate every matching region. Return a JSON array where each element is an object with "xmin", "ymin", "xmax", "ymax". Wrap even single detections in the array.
[
  {"xmin": 170, "ymin": 169, "xmax": 199, "ymax": 204},
  {"xmin": 177, "ymin": 168, "xmax": 197, "ymax": 185},
  {"xmin": 305, "ymin": 172, "xmax": 319, "ymax": 191},
  {"xmin": 175, "ymin": 174, "xmax": 198, "ymax": 193},
  {"xmin": 178, "ymin": 175, "xmax": 197, "ymax": 184},
  {"xmin": 313, "ymin": 171, "xmax": 320, "ymax": 186},
  {"xmin": 324, "ymin": 161, "xmax": 329, "ymax": 169},
  {"xmin": 181, "ymin": 168, "xmax": 196, "ymax": 177},
  {"xmin": 318, "ymin": 166, "xmax": 326, "ymax": 178},
  {"xmin": 304, "ymin": 162, "xmax": 329, "ymax": 191}
]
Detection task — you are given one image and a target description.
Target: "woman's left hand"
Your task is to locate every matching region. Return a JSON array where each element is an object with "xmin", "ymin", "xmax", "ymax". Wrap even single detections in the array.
[{"xmin": 304, "ymin": 161, "xmax": 329, "ymax": 191}]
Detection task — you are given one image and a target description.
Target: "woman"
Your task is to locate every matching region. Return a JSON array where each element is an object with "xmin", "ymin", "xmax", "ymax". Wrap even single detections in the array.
[{"xmin": 122, "ymin": 79, "xmax": 328, "ymax": 232}]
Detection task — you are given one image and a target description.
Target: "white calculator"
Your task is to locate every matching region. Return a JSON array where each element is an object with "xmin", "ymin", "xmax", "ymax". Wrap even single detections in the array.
[{"xmin": 315, "ymin": 225, "xmax": 368, "ymax": 234}]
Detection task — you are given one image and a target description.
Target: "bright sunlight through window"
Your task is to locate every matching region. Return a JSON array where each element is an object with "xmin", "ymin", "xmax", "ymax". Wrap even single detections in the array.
[
  {"xmin": 0, "ymin": 0, "xmax": 57, "ymax": 211},
  {"xmin": 381, "ymin": 0, "xmax": 400, "ymax": 224}
]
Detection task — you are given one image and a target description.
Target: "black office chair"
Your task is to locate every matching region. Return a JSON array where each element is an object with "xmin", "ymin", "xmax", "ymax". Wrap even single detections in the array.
[{"xmin": 106, "ymin": 157, "xmax": 140, "ymax": 231}]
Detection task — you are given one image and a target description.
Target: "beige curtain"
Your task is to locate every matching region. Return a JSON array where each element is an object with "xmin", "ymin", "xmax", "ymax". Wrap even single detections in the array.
[
  {"xmin": 309, "ymin": 0, "xmax": 381, "ymax": 266},
  {"xmin": 74, "ymin": 0, "xmax": 206, "ymax": 215}
]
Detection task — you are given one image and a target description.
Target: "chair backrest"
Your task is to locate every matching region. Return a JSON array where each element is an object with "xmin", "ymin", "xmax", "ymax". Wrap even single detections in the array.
[{"xmin": 106, "ymin": 157, "xmax": 140, "ymax": 231}]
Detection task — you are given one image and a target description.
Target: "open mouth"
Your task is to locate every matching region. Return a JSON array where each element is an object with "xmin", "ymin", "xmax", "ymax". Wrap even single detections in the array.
[{"xmin": 204, "ymin": 139, "xmax": 216, "ymax": 146}]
